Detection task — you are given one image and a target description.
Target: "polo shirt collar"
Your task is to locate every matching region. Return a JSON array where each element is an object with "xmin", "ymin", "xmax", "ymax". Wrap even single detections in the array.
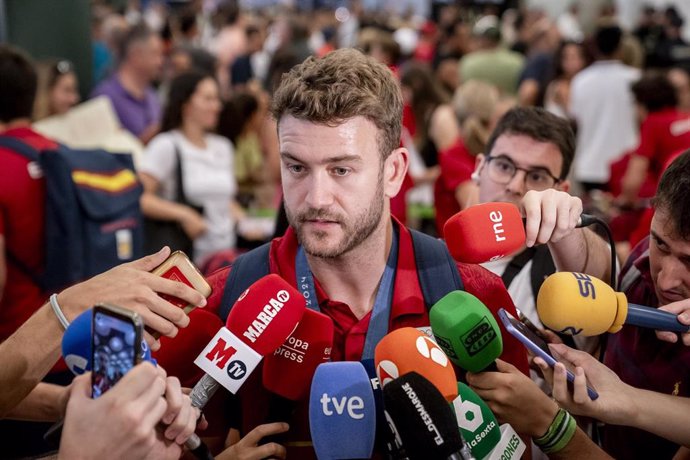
[{"xmin": 269, "ymin": 216, "xmax": 427, "ymax": 324}]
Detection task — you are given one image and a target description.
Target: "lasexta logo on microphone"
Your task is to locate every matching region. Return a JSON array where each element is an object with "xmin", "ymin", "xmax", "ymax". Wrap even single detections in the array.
[
  {"xmin": 453, "ymin": 394, "xmax": 484, "ymax": 432},
  {"xmin": 461, "ymin": 316, "xmax": 496, "ymax": 356}
]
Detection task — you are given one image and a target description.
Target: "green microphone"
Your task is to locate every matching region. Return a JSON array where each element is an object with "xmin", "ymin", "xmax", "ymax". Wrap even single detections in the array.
[
  {"xmin": 452, "ymin": 382, "xmax": 501, "ymax": 459},
  {"xmin": 429, "ymin": 291, "xmax": 503, "ymax": 373}
]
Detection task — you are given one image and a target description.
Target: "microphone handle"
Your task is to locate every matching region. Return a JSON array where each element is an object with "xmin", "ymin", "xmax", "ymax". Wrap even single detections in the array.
[
  {"xmin": 185, "ymin": 432, "xmax": 215, "ymax": 460},
  {"xmin": 449, "ymin": 450, "xmax": 476, "ymax": 460},
  {"xmin": 627, "ymin": 303, "xmax": 690, "ymax": 333},
  {"xmin": 190, "ymin": 373, "xmax": 221, "ymax": 409},
  {"xmin": 185, "ymin": 374, "xmax": 221, "ymax": 457},
  {"xmin": 576, "ymin": 213, "xmax": 598, "ymax": 228},
  {"xmin": 482, "ymin": 361, "xmax": 498, "ymax": 372}
]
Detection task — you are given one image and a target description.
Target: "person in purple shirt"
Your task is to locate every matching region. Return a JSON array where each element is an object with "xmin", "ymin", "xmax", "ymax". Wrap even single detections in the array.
[{"xmin": 92, "ymin": 23, "xmax": 164, "ymax": 144}]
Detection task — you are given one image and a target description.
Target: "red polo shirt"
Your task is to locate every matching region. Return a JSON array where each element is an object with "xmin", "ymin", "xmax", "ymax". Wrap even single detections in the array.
[
  {"xmin": 198, "ymin": 220, "xmax": 529, "ymax": 457},
  {"xmin": 434, "ymin": 137, "xmax": 475, "ymax": 237},
  {"xmin": 634, "ymin": 109, "xmax": 690, "ymax": 184},
  {"xmin": 0, "ymin": 127, "xmax": 58, "ymax": 342}
]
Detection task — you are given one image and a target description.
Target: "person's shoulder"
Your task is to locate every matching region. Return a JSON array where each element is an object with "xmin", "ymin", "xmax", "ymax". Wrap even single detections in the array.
[
  {"xmin": 503, "ymin": 48, "xmax": 526, "ymax": 63},
  {"xmin": 90, "ymin": 75, "xmax": 117, "ymax": 97},
  {"xmin": 148, "ymin": 131, "xmax": 176, "ymax": 147},
  {"xmin": 456, "ymin": 261, "xmax": 506, "ymax": 291},
  {"xmin": 205, "ymin": 265, "xmax": 232, "ymax": 316},
  {"xmin": 207, "ymin": 133, "xmax": 233, "ymax": 151},
  {"xmin": 1, "ymin": 127, "xmax": 58, "ymax": 154},
  {"xmin": 143, "ymin": 132, "xmax": 176, "ymax": 161}
]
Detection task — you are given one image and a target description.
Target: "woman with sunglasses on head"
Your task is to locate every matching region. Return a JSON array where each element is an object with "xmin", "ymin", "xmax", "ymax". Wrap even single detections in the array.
[
  {"xmin": 32, "ymin": 59, "xmax": 80, "ymax": 121},
  {"xmin": 138, "ymin": 71, "xmax": 245, "ymax": 266}
]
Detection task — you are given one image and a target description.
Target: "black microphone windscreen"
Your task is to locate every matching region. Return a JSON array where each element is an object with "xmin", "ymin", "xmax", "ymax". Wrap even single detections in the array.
[{"xmin": 382, "ymin": 372, "xmax": 463, "ymax": 460}]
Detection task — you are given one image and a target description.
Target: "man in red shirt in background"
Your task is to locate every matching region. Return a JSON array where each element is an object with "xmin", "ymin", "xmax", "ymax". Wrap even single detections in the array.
[
  {"xmin": 620, "ymin": 73, "xmax": 690, "ymax": 205},
  {"xmin": 189, "ymin": 48, "xmax": 531, "ymax": 458},
  {"xmin": 0, "ymin": 46, "xmax": 61, "ymax": 345},
  {"xmin": 0, "ymin": 44, "xmax": 76, "ymax": 458}
]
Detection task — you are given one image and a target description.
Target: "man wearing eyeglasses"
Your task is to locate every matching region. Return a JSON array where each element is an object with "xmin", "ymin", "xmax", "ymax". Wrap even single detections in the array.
[{"xmin": 472, "ymin": 107, "xmax": 613, "ymax": 352}]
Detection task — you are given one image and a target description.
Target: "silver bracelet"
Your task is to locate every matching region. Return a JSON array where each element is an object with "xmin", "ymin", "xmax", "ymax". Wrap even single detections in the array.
[{"xmin": 49, "ymin": 294, "xmax": 70, "ymax": 329}]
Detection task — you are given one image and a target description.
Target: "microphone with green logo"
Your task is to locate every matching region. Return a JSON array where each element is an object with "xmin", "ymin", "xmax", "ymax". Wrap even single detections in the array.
[
  {"xmin": 429, "ymin": 291, "xmax": 503, "ymax": 373},
  {"xmin": 452, "ymin": 382, "xmax": 524, "ymax": 460},
  {"xmin": 430, "ymin": 291, "xmax": 525, "ymax": 460}
]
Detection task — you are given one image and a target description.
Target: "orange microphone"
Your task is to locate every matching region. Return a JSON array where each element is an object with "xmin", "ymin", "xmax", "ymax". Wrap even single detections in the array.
[{"xmin": 374, "ymin": 327, "xmax": 458, "ymax": 402}]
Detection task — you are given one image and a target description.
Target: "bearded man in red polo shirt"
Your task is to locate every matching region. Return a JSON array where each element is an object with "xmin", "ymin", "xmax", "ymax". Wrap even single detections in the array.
[{"xmin": 181, "ymin": 48, "xmax": 531, "ymax": 459}]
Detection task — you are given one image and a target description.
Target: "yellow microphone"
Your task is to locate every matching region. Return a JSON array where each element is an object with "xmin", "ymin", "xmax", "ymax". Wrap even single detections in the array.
[{"xmin": 537, "ymin": 272, "xmax": 689, "ymax": 336}]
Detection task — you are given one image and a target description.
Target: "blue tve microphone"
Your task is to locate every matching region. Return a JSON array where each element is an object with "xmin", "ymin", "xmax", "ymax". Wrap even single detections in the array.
[
  {"xmin": 61, "ymin": 309, "xmax": 153, "ymax": 375},
  {"xmin": 309, "ymin": 362, "xmax": 377, "ymax": 460}
]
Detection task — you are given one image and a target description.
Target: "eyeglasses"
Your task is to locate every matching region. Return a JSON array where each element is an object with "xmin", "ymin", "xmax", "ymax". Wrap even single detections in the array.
[{"xmin": 484, "ymin": 155, "xmax": 561, "ymax": 191}]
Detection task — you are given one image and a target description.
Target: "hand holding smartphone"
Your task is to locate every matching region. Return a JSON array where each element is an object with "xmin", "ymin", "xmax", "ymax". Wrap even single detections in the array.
[
  {"xmin": 91, "ymin": 304, "xmax": 144, "ymax": 398},
  {"xmin": 150, "ymin": 250, "xmax": 212, "ymax": 315},
  {"xmin": 498, "ymin": 308, "xmax": 599, "ymax": 400}
]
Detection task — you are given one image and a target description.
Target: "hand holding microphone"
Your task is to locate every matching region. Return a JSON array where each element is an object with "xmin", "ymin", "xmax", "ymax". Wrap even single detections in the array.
[
  {"xmin": 59, "ymin": 363, "xmax": 174, "ymax": 460},
  {"xmin": 655, "ymin": 299, "xmax": 690, "ymax": 345},
  {"xmin": 521, "ymin": 189, "xmax": 585, "ymax": 247},
  {"xmin": 444, "ymin": 203, "xmax": 525, "ymax": 264},
  {"xmin": 537, "ymin": 272, "xmax": 690, "ymax": 335},
  {"xmin": 443, "ymin": 200, "xmax": 599, "ymax": 263},
  {"xmin": 59, "ymin": 309, "xmax": 209, "ymax": 459},
  {"xmin": 466, "ymin": 359, "xmax": 559, "ymax": 440}
]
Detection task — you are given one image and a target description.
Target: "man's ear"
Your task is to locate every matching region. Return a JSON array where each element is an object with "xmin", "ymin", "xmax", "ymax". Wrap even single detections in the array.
[
  {"xmin": 557, "ymin": 179, "xmax": 570, "ymax": 193},
  {"xmin": 472, "ymin": 153, "xmax": 486, "ymax": 182},
  {"xmin": 384, "ymin": 147, "xmax": 409, "ymax": 198}
]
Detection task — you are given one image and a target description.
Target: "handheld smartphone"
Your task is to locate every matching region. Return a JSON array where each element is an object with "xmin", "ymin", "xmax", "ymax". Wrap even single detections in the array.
[
  {"xmin": 91, "ymin": 304, "xmax": 144, "ymax": 398},
  {"xmin": 498, "ymin": 308, "xmax": 599, "ymax": 400},
  {"xmin": 514, "ymin": 307, "xmax": 546, "ymax": 339},
  {"xmin": 151, "ymin": 250, "xmax": 212, "ymax": 315}
]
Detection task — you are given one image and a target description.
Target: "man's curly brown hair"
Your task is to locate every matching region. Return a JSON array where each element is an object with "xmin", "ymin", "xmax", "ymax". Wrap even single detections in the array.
[{"xmin": 271, "ymin": 48, "xmax": 403, "ymax": 160}]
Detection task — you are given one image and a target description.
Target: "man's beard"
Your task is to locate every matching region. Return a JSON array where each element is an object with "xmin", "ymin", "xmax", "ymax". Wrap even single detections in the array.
[{"xmin": 286, "ymin": 180, "xmax": 385, "ymax": 259}]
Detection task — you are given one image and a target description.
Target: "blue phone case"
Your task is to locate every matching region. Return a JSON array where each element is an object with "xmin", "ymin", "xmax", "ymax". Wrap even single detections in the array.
[{"xmin": 498, "ymin": 308, "xmax": 599, "ymax": 400}]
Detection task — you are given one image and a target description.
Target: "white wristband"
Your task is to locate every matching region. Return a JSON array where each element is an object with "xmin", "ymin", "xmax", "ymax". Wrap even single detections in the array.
[{"xmin": 49, "ymin": 294, "xmax": 70, "ymax": 330}]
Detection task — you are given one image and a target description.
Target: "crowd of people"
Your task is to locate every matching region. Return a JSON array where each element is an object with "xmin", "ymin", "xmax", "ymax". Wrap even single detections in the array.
[{"xmin": 2, "ymin": 0, "xmax": 690, "ymax": 458}]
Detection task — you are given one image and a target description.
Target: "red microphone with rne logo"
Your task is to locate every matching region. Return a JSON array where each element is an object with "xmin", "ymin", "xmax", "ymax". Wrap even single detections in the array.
[{"xmin": 444, "ymin": 202, "xmax": 525, "ymax": 264}]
